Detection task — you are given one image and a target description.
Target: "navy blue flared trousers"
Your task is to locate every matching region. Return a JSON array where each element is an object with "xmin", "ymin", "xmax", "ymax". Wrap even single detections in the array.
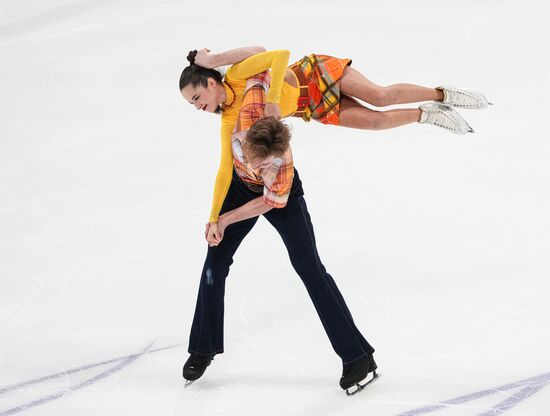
[{"xmin": 188, "ymin": 169, "xmax": 374, "ymax": 365}]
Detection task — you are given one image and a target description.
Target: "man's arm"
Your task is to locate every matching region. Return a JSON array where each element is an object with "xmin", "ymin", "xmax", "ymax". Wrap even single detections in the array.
[
  {"xmin": 206, "ymin": 196, "xmax": 272, "ymax": 246},
  {"xmin": 224, "ymin": 195, "xmax": 271, "ymax": 229}
]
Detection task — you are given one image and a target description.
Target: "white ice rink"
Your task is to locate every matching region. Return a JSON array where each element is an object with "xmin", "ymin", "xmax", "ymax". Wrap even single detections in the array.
[{"xmin": 1, "ymin": 0, "xmax": 550, "ymax": 415}]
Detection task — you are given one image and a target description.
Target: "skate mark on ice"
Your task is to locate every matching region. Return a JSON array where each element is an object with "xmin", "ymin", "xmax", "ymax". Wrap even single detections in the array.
[
  {"xmin": 0, "ymin": 342, "xmax": 181, "ymax": 415},
  {"xmin": 396, "ymin": 371, "xmax": 550, "ymax": 416}
]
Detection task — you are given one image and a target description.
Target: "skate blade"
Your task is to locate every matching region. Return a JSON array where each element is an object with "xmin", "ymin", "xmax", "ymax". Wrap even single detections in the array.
[
  {"xmin": 346, "ymin": 371, "xmax": 380, "ymax": 396},
  {"xmin": 184, "ymin": 380, "xmax": 195, "ymax": 388}
]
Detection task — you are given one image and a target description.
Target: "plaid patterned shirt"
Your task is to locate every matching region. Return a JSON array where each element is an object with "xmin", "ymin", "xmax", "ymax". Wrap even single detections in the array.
[{"xmin": 231, "ymin": 72, "xmax": 294, "ymax": 208}]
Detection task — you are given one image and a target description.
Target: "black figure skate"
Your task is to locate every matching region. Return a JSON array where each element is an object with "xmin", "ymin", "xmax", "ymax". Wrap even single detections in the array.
[
  {"xmin": 183, "ymin": 354, "xmax": 213, "ymax": 387},
  {"xmin": 340, "ymin": 354, "xmax": 380, "ymax": 396}
]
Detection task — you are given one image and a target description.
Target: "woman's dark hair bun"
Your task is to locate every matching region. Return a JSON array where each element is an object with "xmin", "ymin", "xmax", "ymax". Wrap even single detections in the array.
[{"xmin": 187, "ymin": 50, "xmax": 198, "ymax": 65}]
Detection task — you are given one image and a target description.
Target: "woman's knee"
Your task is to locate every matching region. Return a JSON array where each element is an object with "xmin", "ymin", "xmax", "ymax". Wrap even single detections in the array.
[{"xmin": 369, "ymin": 87, "xmax": 396, "ymax": 107}]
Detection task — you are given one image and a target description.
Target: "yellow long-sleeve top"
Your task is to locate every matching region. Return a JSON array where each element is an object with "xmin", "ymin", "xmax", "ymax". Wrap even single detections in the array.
[{"xmin": 210, "ymin": 50, "xmax": 300, "ymax": 222}]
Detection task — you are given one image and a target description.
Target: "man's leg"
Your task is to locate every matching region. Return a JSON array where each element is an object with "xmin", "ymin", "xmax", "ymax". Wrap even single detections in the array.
[
  {"xmin": 263, "ymin": 196, "xmax": 374, "ymax": 365},
  {"xmin": 188, "ymin": 216, "xmax": 258, "ymax": 357},
  {"xmin": 188, "ymin": 176, "xmax": 259, "ymax": 358}
]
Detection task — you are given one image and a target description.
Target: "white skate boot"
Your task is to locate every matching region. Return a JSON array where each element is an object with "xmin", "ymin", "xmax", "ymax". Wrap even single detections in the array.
[
  {"xmin": 437, "ymin": 85, "xmax": 491, "ymax": 109},
  {"xmin": 419, "ymin": 102, "xmax": 474, "ymax": 135}
]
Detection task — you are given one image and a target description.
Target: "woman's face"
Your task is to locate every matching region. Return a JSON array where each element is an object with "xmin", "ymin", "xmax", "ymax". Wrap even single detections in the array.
[{"xmin": 180, "ymin": 78, "xmax": 222, "ymax": 113}]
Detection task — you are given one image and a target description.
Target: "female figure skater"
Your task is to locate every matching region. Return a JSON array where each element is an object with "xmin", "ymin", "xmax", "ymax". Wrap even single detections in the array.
[{"xmin": 180, "ymin": 48, "xmax": 489, "ymax": 245}]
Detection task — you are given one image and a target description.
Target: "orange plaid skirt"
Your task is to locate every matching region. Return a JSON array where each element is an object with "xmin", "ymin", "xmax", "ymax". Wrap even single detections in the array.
[{"xmin": 289, "ymin": 54, "xmax": 352, "ymax": 125}]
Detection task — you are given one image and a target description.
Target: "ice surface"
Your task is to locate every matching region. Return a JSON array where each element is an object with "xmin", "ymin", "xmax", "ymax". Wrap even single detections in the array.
[{"xmin": 1, "ymin": 0, "xmax": 550, "ymax": 415}]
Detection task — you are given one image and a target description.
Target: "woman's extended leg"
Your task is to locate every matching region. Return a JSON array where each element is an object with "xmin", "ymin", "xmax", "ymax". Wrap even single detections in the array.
[
  {"xmin": 338, "ymin": 96, "xmax": 420, "ymax": 130},
  {"xmin": 339, "ymin": 66, "xmax": 443, "ymax": 107}
]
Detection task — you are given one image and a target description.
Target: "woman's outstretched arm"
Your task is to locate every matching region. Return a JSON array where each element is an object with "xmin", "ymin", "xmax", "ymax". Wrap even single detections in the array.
[
  {"xmin": 194, "ymin": 46, "xmax": 266, "ymax": 69},
  {"xmin": 226, "ymin": 50, "xmax": 290, "ymax": 103}
]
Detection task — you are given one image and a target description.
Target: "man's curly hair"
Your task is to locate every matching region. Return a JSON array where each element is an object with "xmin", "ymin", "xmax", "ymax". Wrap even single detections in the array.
[{"xmin": 244, "ymin": 117, "xmax": 291, "ymax": 162}]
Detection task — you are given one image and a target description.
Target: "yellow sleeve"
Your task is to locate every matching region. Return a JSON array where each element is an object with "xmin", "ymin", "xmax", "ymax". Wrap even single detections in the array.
[
  {"xmin": 209, "ymin": 122, "xmax": 234, "ymax": 222},
  {"xmin": 226, "ymin": 50, "xmax": 290, "ymax": 103}
]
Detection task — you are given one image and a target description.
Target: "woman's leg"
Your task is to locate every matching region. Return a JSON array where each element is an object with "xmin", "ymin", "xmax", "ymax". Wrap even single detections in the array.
[
  {"xmin": 340, "ymin": 66, "xmax": 444, "ymax": 107},
  {"xmin": 338, "ymin": 95, "xmax": 421, "ymax": 130}
]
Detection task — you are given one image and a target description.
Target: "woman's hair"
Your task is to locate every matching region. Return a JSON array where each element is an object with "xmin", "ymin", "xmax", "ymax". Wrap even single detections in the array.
[
  {"xmin": 244, "ymin": 117, "xmax": 291, "ymax": 162},
  {"xmin": 179, "ymin": 50, "xmax": 224, "ymax": 114}
]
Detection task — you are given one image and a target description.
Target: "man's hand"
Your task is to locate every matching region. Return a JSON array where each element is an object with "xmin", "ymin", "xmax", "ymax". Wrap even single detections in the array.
[
  {"xmin": 205, "ymin": 221, "xmax": 226, "ymax": 247},
  {"xmin": 206, "ymin": 222, "xmax": 220, "ymax": 246},
  {"xmin": 205, "ymin": 198, "xmax": 272, "ymax": 247},
  {"xmin": 217, "ymin": 218, "xmax": 227, "ymax": 243},
  {"xmin": 264, "ymin": 103, "xmax": 281, "ymax": 119}
]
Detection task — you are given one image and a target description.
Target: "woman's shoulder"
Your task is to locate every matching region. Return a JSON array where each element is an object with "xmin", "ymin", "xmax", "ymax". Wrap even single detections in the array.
[{"xmin": 224, "ymin": 67, "xmax": 245, "ymax": 85}]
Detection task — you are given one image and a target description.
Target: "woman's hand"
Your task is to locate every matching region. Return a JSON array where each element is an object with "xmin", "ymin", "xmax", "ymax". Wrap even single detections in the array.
[
  {"xmin": 194, "ymin": 48, "xmax": 214, "ymax": 68},
  {"xmin": 264, "ymin": 103, "xmax": 281, "ymax": 119}
]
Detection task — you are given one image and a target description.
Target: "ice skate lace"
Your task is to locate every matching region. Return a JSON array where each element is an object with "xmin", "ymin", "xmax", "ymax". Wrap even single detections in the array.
[
  {"xmin": 446, "ymin": 89, "xmax": 483, "ymax": 108},
  {"xmin": 429, "ymin": 108, "xmax": 462, "ymax": 131}
]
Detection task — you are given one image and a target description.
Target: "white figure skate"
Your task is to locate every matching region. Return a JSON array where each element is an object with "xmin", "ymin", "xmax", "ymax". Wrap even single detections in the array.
[
  {"xmin": 419, "ymin": 102, "xmax": 474, "ymax": 135},
  {"xmin": 437, "ymin": 85, "xmax": 491, "ymax": 109}
]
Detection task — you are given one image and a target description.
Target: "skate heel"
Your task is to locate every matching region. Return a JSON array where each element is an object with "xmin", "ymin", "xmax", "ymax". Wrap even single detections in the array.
[
  {"xmin": 346, "ymin": 371, "xmax": 381, "ymax": 396},
  {"xmin": 182, "ymin": 354, "xmax": 213, "ymax": 387}
]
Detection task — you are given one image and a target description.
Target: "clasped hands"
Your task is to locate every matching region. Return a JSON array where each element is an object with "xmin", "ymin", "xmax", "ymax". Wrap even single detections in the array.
[{"xmin": 205, "ymin": 220, "xmax": 226, "ymax": 247}]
